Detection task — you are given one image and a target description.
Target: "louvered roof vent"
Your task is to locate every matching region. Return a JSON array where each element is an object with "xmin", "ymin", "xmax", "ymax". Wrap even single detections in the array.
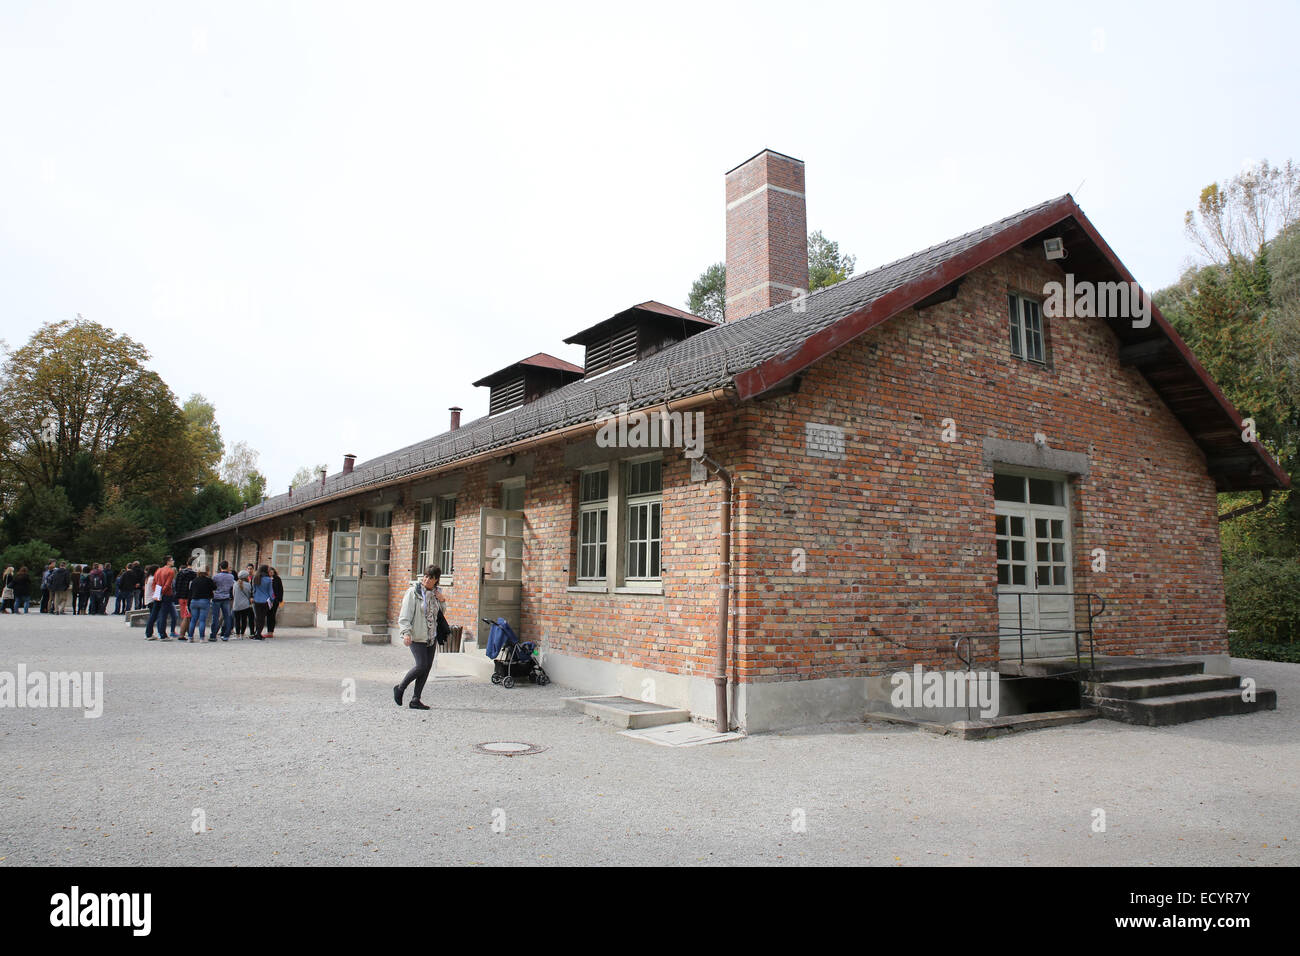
[
  {"xmin": 564, "ymin": 301, "xmax": 716, "ymax": 377},
  {"xmin": 473, "ymin": 352, "xmax": 585, "ymax": 416}
]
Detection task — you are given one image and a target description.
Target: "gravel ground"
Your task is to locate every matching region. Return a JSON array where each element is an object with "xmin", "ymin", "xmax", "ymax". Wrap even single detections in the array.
[{"xmin": 1, "ymin": 612, "xmax": 1295, "ymax": 866}]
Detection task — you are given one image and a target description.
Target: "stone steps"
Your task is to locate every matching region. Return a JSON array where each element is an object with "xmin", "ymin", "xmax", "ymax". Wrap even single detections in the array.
[
  {"xmin": 1008, "ymin": 655, "xmax": 1279, "ymax": 728},
  {"xmin": 1087, "ymin": 673, "xmax": 1241, "ymax": 701},
  {"xmin": 1094, "ymin": 687, "xmax": 1277, "ymax": 726}
]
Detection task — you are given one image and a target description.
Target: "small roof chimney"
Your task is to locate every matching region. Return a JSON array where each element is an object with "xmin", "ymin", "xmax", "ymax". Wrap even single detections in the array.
[
  {"xmin": 450, "ymin": 407, "xmax": 462, "ymax": 431},
  {"xmin": 725, "ymin": 149, "xmax": 808, "ymax": 321},
  {"xmin": 343, "ymin": 453, "xmax": 356, "ymax": 475}
]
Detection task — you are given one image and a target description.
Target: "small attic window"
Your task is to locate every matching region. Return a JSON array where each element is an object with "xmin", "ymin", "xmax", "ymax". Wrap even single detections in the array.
[{"xmin": 584, "ymin": 326, "xmax": 638, "ymax": 377}]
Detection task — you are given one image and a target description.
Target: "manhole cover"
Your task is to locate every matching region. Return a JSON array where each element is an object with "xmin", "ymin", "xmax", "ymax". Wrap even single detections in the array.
[{"xmin": 473, "ymin": 741, "xmax": 547, "ymax": 757}]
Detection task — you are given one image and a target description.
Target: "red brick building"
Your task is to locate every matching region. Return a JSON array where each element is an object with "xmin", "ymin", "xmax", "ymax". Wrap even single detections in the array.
[{"xmin": 179, "ymin": 149, "xmax": 1287, "ymax": 732}]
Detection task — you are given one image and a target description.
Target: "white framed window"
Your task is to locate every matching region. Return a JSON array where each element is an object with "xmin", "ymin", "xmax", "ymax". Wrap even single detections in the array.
[
  {"xmin": 416, "ymin": 498, "xmax": 456, "ymax": 583},
  {"xmin": 624, "ymin": 456, "xmax": 662, "ymax": 582},
  {"xmin": 1008, "ymin": 292, "xmax": 1046, "ymax": 364},
  {"xmin": 437, "ymin": 497, "xmax": 456, "ymax": 580},
  {"xmin": 416, "ymin": 501, "xmax": 434, "ymax": 574},
  {"xmin": 577, "ymin": 468, "xmax": 609, "ymax": 582}
]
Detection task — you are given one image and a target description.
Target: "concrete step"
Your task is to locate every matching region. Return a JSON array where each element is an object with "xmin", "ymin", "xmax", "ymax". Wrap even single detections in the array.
[
  {"xmin": 1001, "ymin": 655, "xmax": 1205, "ymax": 683},
  {"xmin": 563, "ymin": 695, "xmax": 691, "ymax": 730},
  {"xmin": 325, "ymin": 627, "xmax": 391, "ymax": 645},
  {"xmin": 1087, "ymin": 673, "xmax": 1241, "ymax": 701},
  {"xmin": 1095, "ymin": 687, "xmax": 1277, "ymax": 726},
  {"xmin": 868, "ymin": 707, "xmax": 1099, "ymax": 739}
]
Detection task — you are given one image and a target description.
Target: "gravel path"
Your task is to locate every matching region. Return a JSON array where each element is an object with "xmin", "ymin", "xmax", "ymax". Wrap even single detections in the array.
[{"xmin": 1, "ymin": 613, "xmax": 1295, "ymax": 866}]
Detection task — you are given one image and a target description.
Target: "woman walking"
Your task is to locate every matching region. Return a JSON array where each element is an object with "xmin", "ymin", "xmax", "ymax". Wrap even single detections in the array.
[
  {"xmin": 393, "ymin": 566, "xmax": 446, "ymax": 710},
  {"xmin": 1, "ymin": 566, "xmax": 14, "ymax": 613},
  {"xmin": 250, "ymin": 565, "xmax": 275, "ymax": 640}
]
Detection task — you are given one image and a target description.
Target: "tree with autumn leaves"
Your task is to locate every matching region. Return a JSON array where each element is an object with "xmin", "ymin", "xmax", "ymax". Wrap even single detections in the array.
[
  {"xmin": 0, "ymin": 317, "xmax": 266, "ymax": 569},
  {"xmin": 1156, "ymin": 160, "xmax": 1300, "ymax": 654}
]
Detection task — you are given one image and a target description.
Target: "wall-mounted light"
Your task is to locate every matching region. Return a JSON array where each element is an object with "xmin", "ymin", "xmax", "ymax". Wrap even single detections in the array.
[{"xmin": 1044, "ymin": 237, "xmax": 1067, "ymax": 261}]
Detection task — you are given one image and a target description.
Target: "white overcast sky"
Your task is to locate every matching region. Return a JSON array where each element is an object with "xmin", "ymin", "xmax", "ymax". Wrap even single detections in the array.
[{"xmin": 3, "ymin": 0, "xmax": 1298, "ymax": 492}]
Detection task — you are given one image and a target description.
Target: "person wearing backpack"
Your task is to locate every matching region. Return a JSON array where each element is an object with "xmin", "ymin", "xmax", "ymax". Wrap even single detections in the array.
[
  {"xmin": 49, "ymin": 562, "xmax": 71, "ymax": 615},
  {"xmin": 87, "ymin": 564, "xmax": 107, "ymax": 615}
]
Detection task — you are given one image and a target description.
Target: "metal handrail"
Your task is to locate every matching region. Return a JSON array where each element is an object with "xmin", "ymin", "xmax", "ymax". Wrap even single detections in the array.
[{"xmin": 996, "ymin": 590, "xmax": 1106, "ymax": 670}]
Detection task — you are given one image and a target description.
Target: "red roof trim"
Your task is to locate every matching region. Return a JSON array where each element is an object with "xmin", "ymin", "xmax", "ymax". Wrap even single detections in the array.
[{"xmin": 733, "ymin": 196, "xmax": 1289, "ymax": 490}]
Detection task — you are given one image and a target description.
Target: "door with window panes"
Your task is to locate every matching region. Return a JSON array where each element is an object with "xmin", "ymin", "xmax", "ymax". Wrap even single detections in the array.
[
  {"xmin": 994, "ymin": 473, "xmax": 1075, "ymax": 659},
  {"xmin": 270, "ymin": 538, "xmax": 311, "ymax": 603},
  {"xmin": 328, "ymin": 531, "xmax": 361, "ymax": 620},
  {"xmin": 356, "ymin": 509, "xmax": 392, "ymax": 625},
  {"xmin": 478, "ymin": 507, "xmax": 523, "ymax": 636}
]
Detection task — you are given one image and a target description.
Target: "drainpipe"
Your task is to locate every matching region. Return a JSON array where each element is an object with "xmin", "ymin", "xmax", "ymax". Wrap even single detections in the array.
[
  {"xmin": 697, "ymin": 452, "xmax": 733, "ymax": 731},
  {"xmin": 1218, "ymin": 489, "xmax": 1271, "ymax": 523}
]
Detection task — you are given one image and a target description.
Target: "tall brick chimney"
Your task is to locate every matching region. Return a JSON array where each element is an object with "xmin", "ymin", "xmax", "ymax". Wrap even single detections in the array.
[
  {"xmin": 725, "ymin": 149, "xmax": 808, "ymax": 322},
  {"xmin": 343, "ymin": 453, "xmax": 356, "ymax": 475},
  {"xmin": 449, "ymin": 406, "xmax": 462, "ymax": 431}
]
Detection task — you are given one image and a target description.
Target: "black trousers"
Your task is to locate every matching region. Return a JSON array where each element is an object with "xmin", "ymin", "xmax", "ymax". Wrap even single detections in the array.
[{"xmin": 399, "ymin": 641, "xmax": 436, "ymax": 702}]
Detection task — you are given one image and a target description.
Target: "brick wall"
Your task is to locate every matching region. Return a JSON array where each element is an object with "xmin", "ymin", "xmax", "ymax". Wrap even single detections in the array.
[
  {"xmin": 730, "ymin": 245, "xmax": 1228, "ymax": 684},
  {"xmin": 192, "ymin": 246, "xmax": 1229, "ymax": 686}
]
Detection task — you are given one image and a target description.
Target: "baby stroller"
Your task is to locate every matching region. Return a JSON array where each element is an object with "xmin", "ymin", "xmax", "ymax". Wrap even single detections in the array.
[{"xmin": 483, "ymin": 617, "xmax": 550, "ymax": 689}]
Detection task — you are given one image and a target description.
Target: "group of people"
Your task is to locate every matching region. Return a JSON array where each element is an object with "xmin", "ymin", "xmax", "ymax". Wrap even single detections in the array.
[
  {"xmin": 0, "ymin": 556, "xmax": 286, "ymax": 642},
  {"xmin": 141, "ymin": 556, "xmax": 284, "ymax": 641},
  {"xmin": 1, "ymin": 560, "xmax": 121, "ymax": 615}
]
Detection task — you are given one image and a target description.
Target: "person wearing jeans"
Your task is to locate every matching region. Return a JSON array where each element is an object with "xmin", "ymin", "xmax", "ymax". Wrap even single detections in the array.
[
  {"xmin": 250, "ymin": 565, "xmax": 275, "ymax": 640},
  {"xmin": 187, "ymin": 568, "xmax": 214, "ymax": 641},
  {"xmin": 210, "ymin": 561, "xmax": 236, "ymax": 641},
  {"xmin": 148, "ymin": 556, "xmax": 178, "ymax": 639},
  {"xmin": 393, "ymin": 566, "xmax": 446, "ymax": 710}
]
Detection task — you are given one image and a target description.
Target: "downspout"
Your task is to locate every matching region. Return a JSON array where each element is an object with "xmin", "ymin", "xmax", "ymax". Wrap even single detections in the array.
[
  {"xmin": 1218, "ymin": 488, "xmax": 1272, "ymax": 523},
  {"xmin": 697, "ymin": 452, "xmax": 733, "ymax": 731}
]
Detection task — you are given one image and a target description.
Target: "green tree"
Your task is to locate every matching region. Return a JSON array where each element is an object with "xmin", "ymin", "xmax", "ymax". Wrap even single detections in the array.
[
  {"xmin": 687, "ymin": 263, "xmax": 727, "ymax": 322},
  {"xmin": 59, "ymin": 450, "xmax": 105, "ymax": 516},
  {"xmin": 807, "ymin": 230, "xmax": 857, "ymax": 290},
  {"xmin": 0, "ymin": 318, "xmax": 198, "ymax": 513},
  {"xmin": 290, "ymin": 464, "xmax": 327, "ymax": 489},
  {"xmin": 686, "ymin": 231, "xmax": 857, "ymax": 321},
  {"xmin": 0, "ymin": 539, "xmax": 61, "ymax": 578},
  {"xmin": 3, "ymin": 486, "xmax": 76, "ymax": 552},
  {"xmin": 1161, "ymin": 158, "xmax": 1300, "ymax": 612},
  {"xmin": 219, "ymin": 439, "xmax": 269, "ymax": 508},
  {"xmin": 73, "ymin": 501, "xmax": 167, "ymax": 569},
  {"xmin": 182, "ymin": 394, "xmax": 225, "ymax": 486}
]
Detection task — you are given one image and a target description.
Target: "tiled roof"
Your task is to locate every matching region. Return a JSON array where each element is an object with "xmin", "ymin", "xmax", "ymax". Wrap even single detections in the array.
[
  {"xmin": 188, "ymin": 192, "xmax": 1283, "ymax": 542},
  {"xmin": 178, "ymin": 196, "xmax": 1070, "ymax": 541}
]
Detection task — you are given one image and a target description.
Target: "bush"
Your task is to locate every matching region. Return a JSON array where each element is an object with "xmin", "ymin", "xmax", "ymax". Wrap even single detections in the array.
[
  {"xmin": 0, "ymin": 539, "xmax": 61, "ymax": 576},
  {"xmin": 1227, "ymin": 637, "xmax": 1300, "ymax": 663},
  {"xmin": 1223, "ymin": 557, "xmax": 1300, "ymax": 645}
]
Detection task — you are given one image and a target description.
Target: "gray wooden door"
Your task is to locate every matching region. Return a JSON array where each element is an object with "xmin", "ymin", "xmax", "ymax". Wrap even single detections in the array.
[
  {"xmin": 329, "ymin": 531, "xmax": 361, "ymax": 621},
  {"xmin": 477, "ymin": 507, "xmax": 524, "ymax": 637},
  {"xmin": 270, "ymin": 539, "xmax": 311, "ymax": 603},
  {"xmin": 995, "ymin": 482, "xmax": 1074, "ymax": 660}
]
